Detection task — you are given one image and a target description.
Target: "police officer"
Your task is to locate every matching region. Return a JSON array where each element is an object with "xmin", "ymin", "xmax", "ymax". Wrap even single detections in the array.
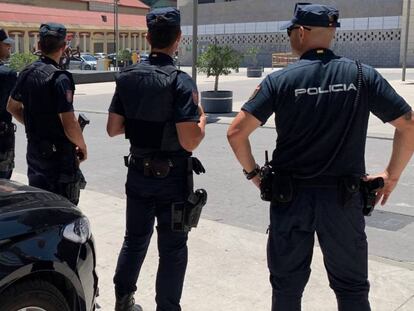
[
  {"xmin": 0, "ymin": 29, "xmax": 17, "ymax": 179},
  {"xmin": 7, "ymin": 23, "xmax": 87, "ymax": 205},
  {"xmin": 228, "ymin": 3, "xmax": 414, "ymax": 311},
  {"xmin": 107, "ymin": 8, "xmax": 206, "ymax": 311}
]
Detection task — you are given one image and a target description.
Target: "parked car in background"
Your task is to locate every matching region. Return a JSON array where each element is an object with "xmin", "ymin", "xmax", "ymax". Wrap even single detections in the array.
[
  {"xmin": 140, "ymin": 53, "xmax": 149, "ymax": 63},
  {"xmin": 0, "ymin": 179, "xmax": 98, "ymax": 311},
  {"xmin": 69, "ymin": 53, "xmax": 97, "ymax": 70},
  {"xmin": 94, "ymin": 52, "xmax": 106, "ymax": 59}
]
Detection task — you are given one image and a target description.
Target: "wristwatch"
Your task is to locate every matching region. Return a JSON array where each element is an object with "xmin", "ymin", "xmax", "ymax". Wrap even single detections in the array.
[{"xmin": 243, "ymin": 164, "xmax": 260, "ymax": 180}]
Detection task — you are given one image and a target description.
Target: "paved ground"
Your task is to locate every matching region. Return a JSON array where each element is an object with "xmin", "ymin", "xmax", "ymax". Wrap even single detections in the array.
[{"xmin": 10, "ymin": 67, "xmax": 414, "ymax": 310}]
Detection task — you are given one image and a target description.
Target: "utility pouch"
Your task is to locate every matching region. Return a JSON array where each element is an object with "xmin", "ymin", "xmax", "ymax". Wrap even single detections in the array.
[
  {"xmin": 143, "ymin": 157, "xmax": 173, "ymax": 178},
  {"xmin": 272, "ymin": 175, "xmax": 294, "ymax": 203},
  {"xmin": 38, "ymin": 140, "xmax": 57, "ymax": 159},
  {"xmin": 360, "ymin": 177, "xmax": 384, "ymax": 216},
  {"xmin": 172, "ymin": 189, "xmax": 207, "ymax": 232},
  {"xmin": 339, "ymin": 176, "xmax": 360, "ymax": 206}
]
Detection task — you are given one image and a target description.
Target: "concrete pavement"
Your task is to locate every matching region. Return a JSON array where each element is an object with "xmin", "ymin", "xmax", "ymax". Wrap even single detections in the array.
[{"xmin": 12, "ymin": 171, "xmax": 414, "ymax": 310}]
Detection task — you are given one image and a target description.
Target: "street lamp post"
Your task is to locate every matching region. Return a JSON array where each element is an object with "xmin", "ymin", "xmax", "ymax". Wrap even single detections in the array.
[
  {"xmin": 114, "ymin": 0, "xmax": 119, "ymax": 70},
  {"xmin": 402, "ymin": 0, "xmax": 412, "ymax": 81},
  {"xmin": 192, "ymin": 0, "xmax": 198, "ymax": 83}
]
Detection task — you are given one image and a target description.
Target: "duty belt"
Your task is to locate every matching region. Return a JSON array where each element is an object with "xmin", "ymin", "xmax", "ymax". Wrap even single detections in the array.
[
  {"xmin": 293, "ymin": 175, "xmax": 355, "ymax": 187},
  {"xmin": 127, "ymin": 155, "xmax": 188, "ymax": 170}
]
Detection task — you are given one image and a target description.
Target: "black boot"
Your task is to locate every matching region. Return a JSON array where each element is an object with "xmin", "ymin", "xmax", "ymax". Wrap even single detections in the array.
[{"xmin": 115, "ymin": 292, "xmax": 143, "ymax": 311}]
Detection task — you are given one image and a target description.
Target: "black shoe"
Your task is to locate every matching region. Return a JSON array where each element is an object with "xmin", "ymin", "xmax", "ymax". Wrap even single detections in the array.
[{"xmin": 115, "ymin": 292, "xmax": 143, "ymax": 311}]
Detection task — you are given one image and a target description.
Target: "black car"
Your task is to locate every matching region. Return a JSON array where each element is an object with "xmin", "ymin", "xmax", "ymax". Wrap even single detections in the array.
[{"xmin": 0, "ymin": 179, "xmax": 98, "ymax": 311}]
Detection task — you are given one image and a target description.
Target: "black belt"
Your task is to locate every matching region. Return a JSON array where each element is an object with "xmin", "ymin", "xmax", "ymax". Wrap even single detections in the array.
[
  {"xmin": 128, "ymin": 155, "xmax": 188, "ymax": 170},
  {"xmin": 293, "ymin": 175, "xmax": 360, "ymax": 187}
]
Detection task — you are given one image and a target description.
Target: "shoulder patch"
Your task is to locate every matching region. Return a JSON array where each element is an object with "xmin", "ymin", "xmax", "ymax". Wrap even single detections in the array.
[
  {"xmin": 249, "ymin": 85, "xmax": 261, "ymax": 101},
  {"xmin": 192, "ymin": 90, "xmax": 199, "ymax": 105},
  {"xmin": 66, "ymin": 90, "xmax": 74, "ymax": 103}
]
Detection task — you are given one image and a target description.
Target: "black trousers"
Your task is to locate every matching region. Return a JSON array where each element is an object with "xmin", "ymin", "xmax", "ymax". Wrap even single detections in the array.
[
  {"xmin": 267, "ymin": 186, "xmax": 370, "ymax": 311},
  {"xmin": 113, "ymin": 164, "xmax": 189, "ymax": 311},
  {"xmin": 26, "ymin": 142, "xmax": 79, "ymax": 204},
  {"xmin": 0, "ymin": 130, "xmax": 15, "ymax": 179}
]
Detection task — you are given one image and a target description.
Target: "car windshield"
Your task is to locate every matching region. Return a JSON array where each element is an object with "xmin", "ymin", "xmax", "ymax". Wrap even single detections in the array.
[{"xmin": 82, "ymin": 55, "xmax": 96, "ymax": 61}]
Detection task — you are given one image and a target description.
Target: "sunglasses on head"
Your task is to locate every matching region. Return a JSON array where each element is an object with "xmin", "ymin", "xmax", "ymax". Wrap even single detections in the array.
[{"xmin": 287, "ymin": 25, "xmax": 312, "ymax": 36}]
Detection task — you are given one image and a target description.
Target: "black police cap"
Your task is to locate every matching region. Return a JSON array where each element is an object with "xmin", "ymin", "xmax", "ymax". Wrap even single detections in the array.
[
  {"xmin": 281, "ymin": 2, "xmax": 341, "ymax": 30},
  {"xmin": 146, "ymin": 7, "xmax": 181, "ymax": 28},
  {"xmin": 0, "ymin": 28, "xmax": 14, "ymax": 45},
  {"xmin": 39, "ymin": 23, "xmax": 67, "ymax": 39}
]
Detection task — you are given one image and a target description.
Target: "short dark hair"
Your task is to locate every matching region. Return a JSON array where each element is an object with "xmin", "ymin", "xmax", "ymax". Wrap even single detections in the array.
[
  {"xmin": 148, "ymin": 26, "xmax": 181, "ymax": 49},
  {"xmin": 39, "ymin": 36, "xmax": 66, "ymax": 54}
]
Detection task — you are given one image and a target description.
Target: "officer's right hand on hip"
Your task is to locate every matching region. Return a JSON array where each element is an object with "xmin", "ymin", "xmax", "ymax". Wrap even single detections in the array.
[{"xmin": 363, "ymin": 171, "xmax": 398, "ymax": 206}]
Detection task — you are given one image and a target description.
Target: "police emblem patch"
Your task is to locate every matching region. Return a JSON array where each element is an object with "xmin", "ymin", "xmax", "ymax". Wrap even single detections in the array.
[
  {"xmin": 249, "ymin": 85, "xmax": 261, "ymax": 101},
  {"xmin": 192, "ymin": 90, "xmax": 199, "ymax": 105},
  {"xmin": 66, "ymin": 90, "xmax": 73, "ymax": 103}
]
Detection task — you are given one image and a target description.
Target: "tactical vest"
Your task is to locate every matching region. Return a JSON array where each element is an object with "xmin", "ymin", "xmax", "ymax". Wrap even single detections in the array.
[
  {"xmin": 116, "ymin": 63, "xmax": 182, "ymax": 152},
  {"xmin": 18, "ymin": 61, "xmax": 75, "ymax": 142}
]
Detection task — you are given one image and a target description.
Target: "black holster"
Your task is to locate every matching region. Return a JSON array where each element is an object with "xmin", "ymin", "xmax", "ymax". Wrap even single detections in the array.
[
  {"xmin": 171, "ymin": 157, "xmax": 207, "ymax": 232},
  {"xmin": 360, "ymin": 177, "xmax": 384, "ymax": 216},
  {"xmin": 0, "ymin": 122, "xmax": 15, "ymax": 153},
  {"xmin": 172, "ymin": 189, "xmax": 207, "ymax": 232},
  {"xmin": 0, "ymin": 149, "xmax": 14, "ymax": 173},
  {"xmin": 58, "ymin": 169, "xmax": 86, "ymax": 206}
]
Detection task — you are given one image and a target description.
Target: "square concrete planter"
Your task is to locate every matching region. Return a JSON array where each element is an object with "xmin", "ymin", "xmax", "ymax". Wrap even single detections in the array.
[{"xmin": 247, "ymin": 66, "xmax": 263, "ymax": 78}]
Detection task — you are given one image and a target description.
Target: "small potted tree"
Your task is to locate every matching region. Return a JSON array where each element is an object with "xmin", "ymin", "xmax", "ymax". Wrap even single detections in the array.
[
  {"xmin": 245, "ymin": 47, "xmax": 263, "ymax": 78},
  {"xmin": 197, "ymin": 44, "xmax": 241, "ymax": 113}
]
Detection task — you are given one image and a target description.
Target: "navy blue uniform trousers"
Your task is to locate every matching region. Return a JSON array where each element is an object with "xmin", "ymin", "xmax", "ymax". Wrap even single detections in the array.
[
  {"xmin": 268, "ymin": 185, "xmax": 370, "ymax": 311},
  {"xmin": 26, "ymin": 142, "xmax": 79, "ymax": 204},
  {"xmin": 113, "ymin": 163, "xmax": 189, "ymax": 311}
]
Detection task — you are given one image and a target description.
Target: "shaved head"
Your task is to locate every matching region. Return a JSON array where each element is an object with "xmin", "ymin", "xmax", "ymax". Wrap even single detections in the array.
[{"xmin": 289, "ymin": 25, "xmax": 336, "ymax": 56}]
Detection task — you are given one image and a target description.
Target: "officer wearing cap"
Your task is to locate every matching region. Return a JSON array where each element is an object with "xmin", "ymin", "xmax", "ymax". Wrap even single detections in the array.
[
  {"xmin": 0, "ymin": 29, "xmax": 17, "ymax": 179},
  {"xmin": 228, "ymin": 3, "xmax": 414, "ymax": 311},
  {"xmin": 7, "ymin": 23, "xmax": 87, "ymax": 205},
  {"xmin": 107, "ymin": 7, "xmax": 206, "ymax": 311}
]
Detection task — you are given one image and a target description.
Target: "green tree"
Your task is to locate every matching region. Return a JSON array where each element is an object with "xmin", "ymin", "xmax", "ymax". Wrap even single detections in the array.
[
  {"xmin": 118, "ymin": 49, "xmax": 131, "ymax": 67},
  {"xmin": 9, "ymin": 53, "xmax": 38, "ymax": 71},
  {"xmin": 197, "ymin": 44, "xmax": 242, "ymax": 92},
  {"xmin": 245, "ymin": 47, "xmax": 260, "ymax": 67}
]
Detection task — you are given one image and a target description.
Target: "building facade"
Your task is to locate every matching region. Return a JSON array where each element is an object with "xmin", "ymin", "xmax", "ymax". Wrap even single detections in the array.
[
  {"xmin": 0, "ymin": 0, "xmax": 150, "ymax": 55},
  {"xmin": 178, "ymin": 0, "xmax": 414, "ymax": 67}
]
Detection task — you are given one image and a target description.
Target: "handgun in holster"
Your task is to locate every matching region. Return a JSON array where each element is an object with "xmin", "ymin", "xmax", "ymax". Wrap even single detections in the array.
[
  {"xmin": 171, "ymin": 157, "xmax": 207, "ymax": 232},
  {"xmin": 172, "ymin": 189, "xmax": 208, "ymax": 232},
  {"xmin": 360, "ymin": 177, "xmax": 384, "ymax": 216}
]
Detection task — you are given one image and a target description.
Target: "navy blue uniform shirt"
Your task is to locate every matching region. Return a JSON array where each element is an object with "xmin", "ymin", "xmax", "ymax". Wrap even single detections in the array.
[
  {"xmin": 0, "ymin": 61, "xmax": 17, "ymax": 123},
  {"xmin": 243, "ymin": 49, "xmax": 412, "ymax": 177},
  {"xmin": 109, "ymin": 52, "xmax": 199, "ymax": 125},
  {"xmin": 11, "ymin": 56, "xmax": 74, "ymax": 114}
]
